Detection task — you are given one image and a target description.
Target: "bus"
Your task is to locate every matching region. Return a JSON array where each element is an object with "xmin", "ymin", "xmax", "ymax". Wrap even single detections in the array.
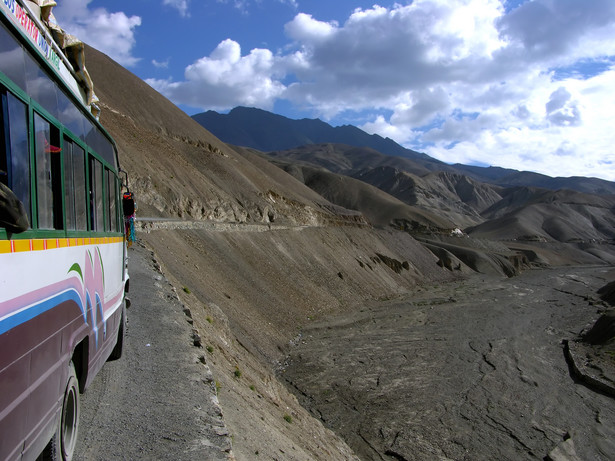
[{"xmin": 0, "ymin": 1, "xmax": 130, "ymax": 459}]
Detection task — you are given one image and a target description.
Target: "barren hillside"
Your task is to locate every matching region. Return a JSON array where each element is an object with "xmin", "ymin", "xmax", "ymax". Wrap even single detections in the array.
[
  {"xmin": 85, "ymin": 45, "xmax": 615, "ymax": 460},
  {"xmin": 86, "ymin": 46, "xmax": 459, "ymax": 459}
]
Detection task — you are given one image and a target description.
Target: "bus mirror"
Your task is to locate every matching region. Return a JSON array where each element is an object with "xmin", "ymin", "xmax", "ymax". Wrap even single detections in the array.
[
  {"xmin": 121, "ymin": 169, "xmax": 129, "ymax": 190},
  {"xmin": 0, "ymin": 182, "xmax": 29, "ymax": 233}
]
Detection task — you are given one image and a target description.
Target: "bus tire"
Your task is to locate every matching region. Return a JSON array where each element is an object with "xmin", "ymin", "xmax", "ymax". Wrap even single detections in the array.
[
  {"xmin": 50, "ymin": 361, "xmax": 80, "ymax": 460},
  {"xmin": 108, "ymin": 309, "xmax": 125, "ymax": 361}
]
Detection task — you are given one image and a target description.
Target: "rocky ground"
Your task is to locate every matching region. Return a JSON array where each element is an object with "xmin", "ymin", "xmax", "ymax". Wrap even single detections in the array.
[
  {"xmin": 75, "ymin": 240, "xmax": 360, "ymax": 461},
  {"xmin": 282, "ymin": 266, "xmax": 615, "ymax": 460},
  {"xmin": 74, "ymin": 243, "xmax": 232, "ymax": 460},
  {"xmin": 73, "ymin": 223, "xmax": 615, "ymax": 461}
]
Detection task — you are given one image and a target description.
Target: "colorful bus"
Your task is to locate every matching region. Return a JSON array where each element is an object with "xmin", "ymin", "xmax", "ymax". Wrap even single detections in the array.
[{"xmin": 0, "ymin": 1, "xmax": 129, "ymax": 459}]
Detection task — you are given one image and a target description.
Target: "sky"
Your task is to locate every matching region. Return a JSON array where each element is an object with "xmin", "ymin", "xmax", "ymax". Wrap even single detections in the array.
[{"xmin": 51, "ymin": 0, "xmax": 615, "ymax": 181}]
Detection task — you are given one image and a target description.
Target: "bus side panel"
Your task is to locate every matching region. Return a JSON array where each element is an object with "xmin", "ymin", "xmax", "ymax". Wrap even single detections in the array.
[
  {"xmin": 0, "ymin": 329, "xmax": 30, "ymax": 460},
  {"xmin": 86, "ymin": 300, "xmax": 122, "ymax": 389},
  {"xmin": 84, "ymin": 242, "xmax": 126, "ymax": 390},
  {"xmin": 25, "ymin": 300, "xmax": 88, "ymax": 459},
  {"xmin": 0, "ymin": 240, "xmax": 125, "ymax": 460},
  {"xmin": 0, "ymin": 299, "xmax": 84, "ymax": 461}
]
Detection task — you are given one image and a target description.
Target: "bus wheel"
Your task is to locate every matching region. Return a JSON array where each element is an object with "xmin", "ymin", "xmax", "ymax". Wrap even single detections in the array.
[{"xmin": 50, "ymin": 362, "xmax": 80, "ymax": 460}]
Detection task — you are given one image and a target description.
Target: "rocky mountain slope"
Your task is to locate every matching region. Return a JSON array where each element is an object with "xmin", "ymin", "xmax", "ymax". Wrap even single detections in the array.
[
  {"xmin": 469, "ymin": 188, "xmax": 615, "ymax": 243},
  {"xmin": 86, "ymin": 44, "xmax": 615, "ymax": 460},
  {"xmin": 263, "ymin": 144, "xmax": 615, "ymax": 245},
  {"xmin": 86, "ymin": 46, "xmax": 458, "ymax": 460}
]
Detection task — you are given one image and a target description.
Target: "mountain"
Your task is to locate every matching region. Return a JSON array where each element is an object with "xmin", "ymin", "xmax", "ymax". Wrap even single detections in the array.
[
  {"xmin": 194, "ymin": 107, "xmax": 615, "ymax": 195},
  {"xmin": 276, "ymin": 162, "xmax": 456, "ymax": 231},
  {"xmin": 454, "ymin": 164, "xmax": 615, "ymax": 195},
  {"xmin": 258, "ymin": 142, "xmax": 615, "ymax": 241},
  {"xmin": 193, "ymin": 106, "xmax": 437, "ymax": 164},
  {"xmin": 84, "ymin": 43, "xmax": 615, "ymax": 461},
  {"xmin": 354, "ymin": 167, "xmax": 504, "ymax": 228},
  {"xmin": 265, "ymin": 143, "xmax": 445, "ymax": 177},
  {"xmin": 468, "ymin": 187, "xmax": 615, "ymax": 243},
  {"xmin": 191, "ymin": 104, "xmax": 615, "ymax": 244}
]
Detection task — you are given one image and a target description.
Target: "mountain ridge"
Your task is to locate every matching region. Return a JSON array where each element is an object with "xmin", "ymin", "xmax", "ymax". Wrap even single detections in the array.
[
  {"xmin": 193, "ymin": 106, "xmax": 436, "ymax": 163},
  {"xmin": 193, "ymin": 106, "xmax": 615, "ymax": 195}
]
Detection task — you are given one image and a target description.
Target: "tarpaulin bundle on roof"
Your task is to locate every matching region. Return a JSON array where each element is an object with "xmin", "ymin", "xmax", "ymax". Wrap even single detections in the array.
[{"xmin": 25, "ymin": 0, "xmax": 100, "ymax": 118}]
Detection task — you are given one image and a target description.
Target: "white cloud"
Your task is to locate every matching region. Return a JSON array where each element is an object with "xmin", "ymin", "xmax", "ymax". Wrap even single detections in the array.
[
  {"xmin": 147, "ymin": 39, "xmax": 286, "ymax": 110},
  {"xmin": 361, "ymin": 115, "xmax": 419, "ymax": 146},
  {"xmin": 52, "ymin": 0, "xmax": 141, "ymax": 67},
  {"xmin": 152, "ymin": 59, "xmax": 170, "ymax": 69},
  {"xmin": 147, "ymin": 0, "xmax": 615, "ymax": 180},
  {"xmin": 545, "ymin": 87, "xmax": 581, "ymax": 127},
  {"xmin": 284, "ymin": 13, "xmax": 337, "ymax": 43},
  {"xmin": 497, "ymin": 0, "xmax": 615, "ymax": 63},
  {"xmin": 163, "ymin": 0, "xmax": 190, "ymax": 18},
  {"xmin": 422, "ymin": 69, "xmax": 615, "ymax": 179}
]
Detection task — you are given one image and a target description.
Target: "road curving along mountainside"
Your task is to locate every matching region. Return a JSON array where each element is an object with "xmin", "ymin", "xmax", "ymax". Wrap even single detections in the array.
[{"xmin": 74, "ymin": 243, "xmax": 233, "ymax": 461}]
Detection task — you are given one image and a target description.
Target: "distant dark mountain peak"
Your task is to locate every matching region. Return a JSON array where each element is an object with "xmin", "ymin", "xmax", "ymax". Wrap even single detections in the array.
[{"xmin": 192, "ymin": 106, "xmax": 431, "ymax": 162}]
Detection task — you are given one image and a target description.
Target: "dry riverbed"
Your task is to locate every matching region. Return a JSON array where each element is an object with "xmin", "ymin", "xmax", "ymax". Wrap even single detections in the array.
[{"xmin": 282, "ymin": 266, "xmax": 615, "ymax": 460}]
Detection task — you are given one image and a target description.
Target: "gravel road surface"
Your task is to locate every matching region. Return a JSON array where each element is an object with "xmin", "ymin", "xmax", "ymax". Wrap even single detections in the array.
[{"xmin": 74, "ymin": 243, "xmax": 233, "ymax": 460}]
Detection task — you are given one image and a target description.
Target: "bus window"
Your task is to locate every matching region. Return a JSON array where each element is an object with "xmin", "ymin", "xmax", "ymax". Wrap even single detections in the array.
[
  {"xmin": 0, "ymin": 20, "xmax": 60, "ymax": 116},
  {"xmin": 95, "ymin": 161, "xmax": 104, "ymax": 231},
  {"xmin": 89, "ymin": 157, "xmax": 104, "ymax": 231},
  {"xmin": 74, "ymin": 144, "xmax": 87, "ymax": 230},
  {"xmin": 63, "ymin": 140, "xmax": 74, "ymax": 229},
  {"xmin": 57, "ymin": 88, "xmax": 86, "ymax": 140},
  {"xmin": 106, "ymin": 169, "xmax": 118, "ymax": 232},
  {"xmin": 84, "ymin": 123, "xmax": 116, "ymax": 170},
  {"xmin": 64, "ymin": 139, "xmax": 87, "ymax": 231},
  {"xmin": 6, "ymin": 93, "xmax": 31, "ymax": 224},
  {"xmin": 0, "ymin": 22, "xmax": 27, "ymax": 92},
  {"xmin": 34, "ymin": 113, "xmax": 62, "ymax": 230},
  {"xmin": 24, "ymin": 58, "xmax": 58, "ymax": 119}
]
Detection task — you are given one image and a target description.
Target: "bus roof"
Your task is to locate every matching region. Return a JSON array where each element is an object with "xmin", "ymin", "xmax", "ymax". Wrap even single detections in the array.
[{"xmin": 0, "ymin": 0, "xmax": 99, "ymax": 119}]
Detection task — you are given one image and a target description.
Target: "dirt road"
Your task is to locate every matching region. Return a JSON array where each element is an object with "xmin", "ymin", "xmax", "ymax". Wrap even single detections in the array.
[
  {"xmin": 73, "ymin": 244, "xmax": 232, "ymax": 460},
  {"xmin": 283, "ymin": 266, "xmax": 615, "ymax": 460}
]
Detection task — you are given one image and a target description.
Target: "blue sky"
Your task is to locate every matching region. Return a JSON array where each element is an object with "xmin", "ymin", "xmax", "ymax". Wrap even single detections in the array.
[{"xmin": 52, "ymin": 0, "xmax": 615, "ymax": 181}]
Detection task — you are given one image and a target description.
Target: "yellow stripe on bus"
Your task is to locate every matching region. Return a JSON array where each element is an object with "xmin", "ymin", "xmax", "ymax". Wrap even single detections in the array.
[
  {"xmin": 0, "ymin": 237, "xmax": 124, "ymax": 254},
  {"xmin": 32, "ymin": 240, "xmax": 45, "ymax": 251},
  {"xmin": 0, "ymin": 241, "xmax": 11, "ymax": 253},
  {"xmin": 13, "ymin": 240, "xmax": 31, "ymax": 252}
]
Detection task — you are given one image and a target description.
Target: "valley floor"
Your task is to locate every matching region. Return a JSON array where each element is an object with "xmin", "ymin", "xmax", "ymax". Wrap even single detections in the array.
[{"xmin": 283, "ymin": 266, "xmax": 615, "ymax": 460}]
